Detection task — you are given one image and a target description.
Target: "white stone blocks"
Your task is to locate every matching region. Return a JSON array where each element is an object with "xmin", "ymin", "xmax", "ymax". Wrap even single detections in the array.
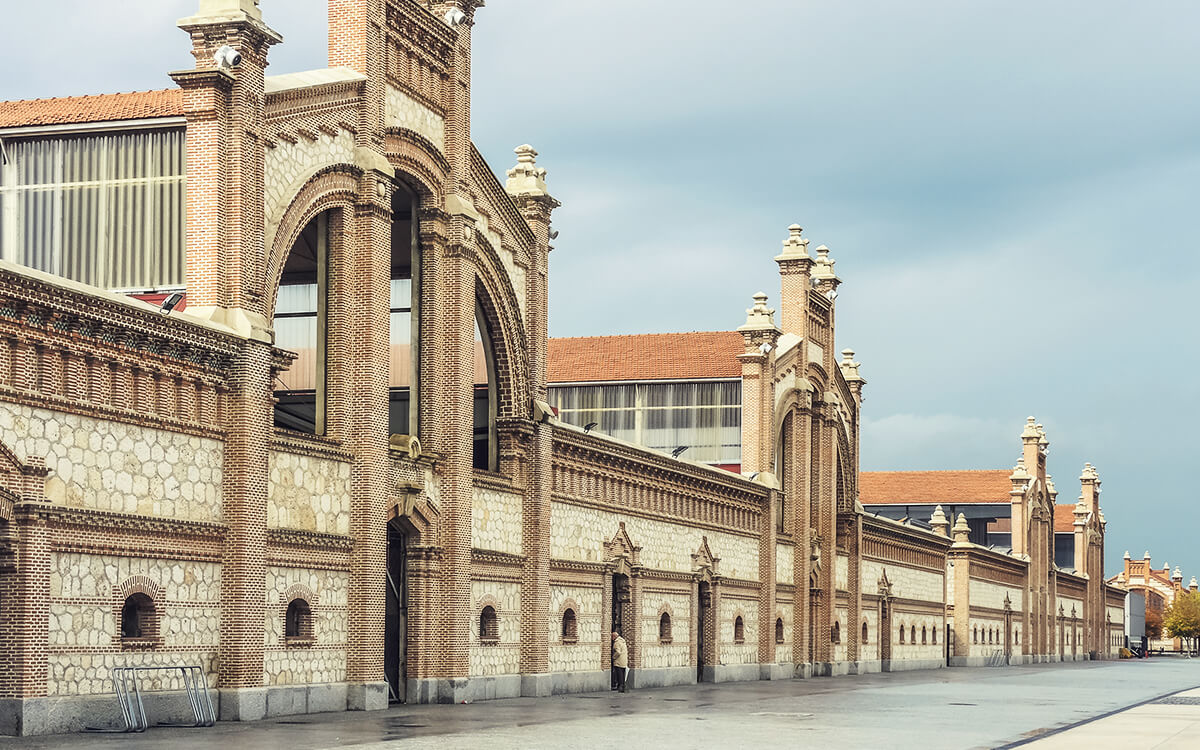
[
  {"xmin": 1, "ymin": 403, "xmax": 223, "ymax": 522},
  {"xmin": 862, "ymin": 560, "xmax": 944, "ymax": 604},
  {"xmin": 550, "ymin": 502, "xmax": 758, "ymax": 580},
  {"xmin": 385, "ymin": 87, "xmax": 446, "ymax": 152},
  {"xmin": 776, "ymin": 543, "xmax": 793, "ymax": 584},
  {"xmin": 473, "ymin": 486, "xmax": 524, "ymax": 556},
  {"xmin": 267, "ymin": 450, "xmax": 352, "ymax": 535}
]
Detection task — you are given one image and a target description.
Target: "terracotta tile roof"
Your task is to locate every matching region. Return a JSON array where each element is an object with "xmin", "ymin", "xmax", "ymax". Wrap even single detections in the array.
[
  {"xmin": 989, "ymin": 504, "xmax": 1084, "ymax": 534},
  {"xmin": 859, "ymin": 470, "xmax": 1012, "ymax": 506},
  {"xmin": 548, "ymin": 331, "xmax": 743, "ymax": 384},
  {"xmin": 0, "ymin": 89, "xmax": 183, "ymax": 130}
]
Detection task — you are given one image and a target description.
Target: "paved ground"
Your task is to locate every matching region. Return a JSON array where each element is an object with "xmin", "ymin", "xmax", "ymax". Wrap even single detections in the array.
[{"xmin": 7, "ymin": 658, "xmax": 1200, "ymax": 749}]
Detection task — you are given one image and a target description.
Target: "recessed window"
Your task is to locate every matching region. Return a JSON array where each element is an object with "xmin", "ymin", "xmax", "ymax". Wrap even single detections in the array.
[
  {"xmin": 285, "ymin": 598, "xmax": 313, "ymax": 643},
  {"xmin": 120, "ymin": 593, "xmax": 158, "ymax": 646},
  {"xmin": 900, "ymin": 624, "xmax": 906, "ymax": 644},
  {"xmin": 932, "ymin": 626, "xmax": 937, "ymax": 645},
  {"xmin": 831, "ymin": 622, "xmax": 841, "ymax": 644},
  {"xmin": 922, "ymin": 626, "xmax": 927, "ymax": 645},
  {"xmin": 776, "ymin": 617, "xmax": 785, "ymax": 644},
  {"xmin": 733, "ymin": 616, "xmax": 745, "ymax": 643},
  {"xmin": 910, "ymin": 625, "xmax": 916, "ymax": 644},
  {"xmin": 480, "ymin": 606, "xmax": 499, "ymax": 644},
  {"xmin": 862, "ymin": 621, "xmax": 869, "ymax": 645},
  {"xmin": 561, "ymin": 608, "xmax": 578, "ymax": 643},
  {"xmin": 659, "ymin": 612, "xmax": 673, "ymax": 644}
]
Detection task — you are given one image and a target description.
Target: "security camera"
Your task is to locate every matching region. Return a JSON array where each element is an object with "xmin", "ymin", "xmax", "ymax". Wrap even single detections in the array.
[
  {"xmin": 444, "ymin": 8, "xmax": 467, "ymax": 26},
  {"xmin": 214, "ymin": 45, "xmax": 242, "ymax": 70}
]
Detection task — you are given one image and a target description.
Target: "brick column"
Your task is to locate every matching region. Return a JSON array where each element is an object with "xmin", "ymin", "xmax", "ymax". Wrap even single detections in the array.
[
  {"xmin": 0, "ymin": 508, "xmax": 50, "ymax": 735},
  {"xmin": 343, "ymin": 175, "xmax": 394, "ymax": 710},
  {"xmin": 216, "ymin": 339, "xmax": 273, "ymax": 720},
  {"xmin": 757, "ymin": 489, "xmax": 777, "ymax": 673},
  {"xmin": 506, "ymin": 147, "xmax": 560, "ymax": 696}
]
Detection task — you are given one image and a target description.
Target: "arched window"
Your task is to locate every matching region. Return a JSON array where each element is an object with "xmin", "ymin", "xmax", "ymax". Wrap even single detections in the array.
[
  {"xmin": 988, "ymin": 629, "xmax": 993, "ymax": 644},
  {"xmin": 274, "ymin": 212, "xmax": 331, "ymax": 434},
  {"xmin": 862, "ymin": 621, "xmax": 869, "ymax": 645},
  {"xmin": 921, "ymin": 626, "xmax": 927, "ymax": 645},
  {"xmin": 899, "ymin": 624, "xmax": 905, "ymax": 644},
  {"xmin": 285, "ymin": 599, "xmax": 313, "ymax": 643},
  {"xmin": 775, "ymin": 413, "xmax": 791, "ymax": 533},
  {"xmin": 973, "ymin": 626, "xmax": 978, "ymax": 644},
  {"xmin": 776, "ymin": 617, "xmax": 785, "ymax": 644},
  {"xmin": 659, "ymin": 612, "xmax": 673, "ymax": 643},
  {"xmin": 120, "ymin": 593, "xmax": 156, "ymax": 641},
  {"xmin": 480, "ymin": 606, "xmax": 499, "ymax": 644},
  {"xmin": 932, "ymin": 626, "xmax": 938, "ymax": 645},
  {"xmin": 734, "ymin": 616, "xmax": 745, "ymax": 643},
  {"xmin": 910, "ymin": 625, "xmax": 916, "ymax": 644},
  {"xmin": 473, "ymin": 300, "xmax": 498, "ymax": 471},
  {"xmin": 561, "ymin": 608, "xmax": 578, "ymax": 643},
  {"xmin": 389, "ymin": 182, "xmax": 421, "ymax": 438},
  {"xmin": 831, "ymin": 622, "xmax": 841, "ymax": 643}
]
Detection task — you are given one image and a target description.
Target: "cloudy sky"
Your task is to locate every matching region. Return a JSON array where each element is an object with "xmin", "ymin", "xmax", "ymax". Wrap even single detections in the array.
[{"xmin": 3, "ymin": 1, "xmax": 1197, "ymax": 579}]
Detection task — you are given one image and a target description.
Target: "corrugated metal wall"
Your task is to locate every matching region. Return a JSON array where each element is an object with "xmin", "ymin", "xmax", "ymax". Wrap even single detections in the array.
[{"xmin": 0, "ymin": 128, "xmax": 184, "ymax": 290}]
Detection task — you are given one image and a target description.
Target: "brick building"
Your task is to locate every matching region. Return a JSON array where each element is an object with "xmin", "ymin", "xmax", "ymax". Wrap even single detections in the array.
[
  {"xmin": 1109, "ymin": 553, "xmax": 1196, "ymax": 650},
  {"xmin": 0, "ymin": 0, "xmax": 1127, "ymax": 736}
]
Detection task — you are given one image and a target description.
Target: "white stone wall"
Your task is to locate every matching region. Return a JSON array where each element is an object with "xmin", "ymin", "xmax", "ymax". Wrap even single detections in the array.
[
  {"xmin": 473, "ymin": 485, "xmax": 524, "ymax": 556},
  {"xmin": 720, "ymin": 596, "xmax": 758, "ymax": 665},
  {"xmin": 861, "ymin": 608, "xmax": 879, "ymax": 661},
  {"xmin": 836, "ymin": 554, "xmax": 849, "ymax": 591},
  {"xmin": 969, "ymin": 578, "xmax": 1023, "ymax": 612},
  {"xmin": 263, "ymin": 566, "xmax": 349, "ymax": 685},
  {"xmin": 891, "ymin": 612, "xmax": 942, "ymax": 662},
  {"xmin": 833, "ymin": 606, "xmax": 847, "ymax": 662},
  {"xmin": 1056, "ymin": 595, "xmax": 1084, "ymax": 619},
  {"xmin": 773, "ymin": 601, "xmax": 793, "ymax": 663},
  {"xmin": 385, "ymin": 86, "xmax": 446, "ymax": 152},
  {"xmin": 470, "ymin": 580, "xmax": 521, "ymax": 676},
  {"xmin": 548, "ymin": 584, "xmax": 603, "ymax": 673},
  {"xmin": 47, "ymin": 552, "xmax": 220, "ymax": 695},
  {"xmin": 640, "ymin": 591, "xmax": 691, "ymax": 669},
  {"xmin": 268, "ymin": 450, "xmax": 351, "ymax": 536},
  {"xmin": 776, "ymin": 543, "xmax": 793, "ymax": 584},
  {"xmin": 550, "ymin": 502, "xmax": 758, "ymax": 580},
  {"xmin": 0, "ymin": 402, "xmax": 223, "ymax": 522},
  {"xmin": 862, "ymin": 560, "xmax": 944, "ymax": 604},
  {"xmin": 264, "ymin": 128, "xmax": 355, "ymax": 237},
  {"xmin": 968, "ymin": 616, "xmax": 1007, "ymax": 654}
]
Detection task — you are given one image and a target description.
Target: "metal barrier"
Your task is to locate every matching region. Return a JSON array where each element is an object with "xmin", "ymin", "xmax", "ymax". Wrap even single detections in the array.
[{"xmin": 107, "ymin": 665, "xmax": 215, "ymax": 732}]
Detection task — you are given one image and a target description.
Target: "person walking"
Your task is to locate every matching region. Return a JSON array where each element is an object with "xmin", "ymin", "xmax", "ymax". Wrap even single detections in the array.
[{"xmin": 611, "ymin": 630, "xmax": 629, "ymax": 692}]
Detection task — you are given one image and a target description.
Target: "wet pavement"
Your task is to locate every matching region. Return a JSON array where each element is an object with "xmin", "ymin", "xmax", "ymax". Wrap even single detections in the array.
[{"xmin": 6, "ymin": 658, "xmax": 1200, "ymax": 749}]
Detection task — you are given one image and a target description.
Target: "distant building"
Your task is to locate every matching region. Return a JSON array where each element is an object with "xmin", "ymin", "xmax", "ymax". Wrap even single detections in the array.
[
  {"xmin": 1108, "ymin": 552, "xmax": 1197, "ymax": 649},
  {"xmin": 547, "ymin": 332, "xmax": 743, "ymax": 471}
]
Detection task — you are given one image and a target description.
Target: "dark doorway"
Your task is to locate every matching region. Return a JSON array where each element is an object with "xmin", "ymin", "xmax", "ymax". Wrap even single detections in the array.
[
  {"xmin": 385, "ymin": 521, "xmax": 408, "ymax": 703},
  {"xmin": 697, "ymin": 581, "xmax": 712, "ymax": 681},
  {"xmin": 612, "ymin": 573, "xmax": 631, "ymax": 689}
]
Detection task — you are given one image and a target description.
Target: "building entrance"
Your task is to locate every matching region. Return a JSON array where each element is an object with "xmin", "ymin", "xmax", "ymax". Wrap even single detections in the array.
[{"xmin": 385, "ymin": 522, "xmax": 408, "ymax": 703}]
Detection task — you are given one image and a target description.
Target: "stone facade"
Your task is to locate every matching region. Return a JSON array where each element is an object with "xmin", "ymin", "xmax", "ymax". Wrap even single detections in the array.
[{"xmin": 0, "ymin": 0, "xmax": 1130, "ymax": 736}]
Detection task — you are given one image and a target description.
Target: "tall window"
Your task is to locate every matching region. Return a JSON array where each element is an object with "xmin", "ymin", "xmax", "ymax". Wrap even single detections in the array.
[
  {"xmin": 389, "ymin": 184, "xmax": 418, "ymax": 437},
  {"xmin": 0, "ymin": 128, "xmax": 185, "ymax": 290},
  {"xmin": 273, "ymin": 213, "xmax": 328, "ymax": 434},
  {"xmin": 473, "ymin": 301, "xmax": 497, "ymax": 472}
]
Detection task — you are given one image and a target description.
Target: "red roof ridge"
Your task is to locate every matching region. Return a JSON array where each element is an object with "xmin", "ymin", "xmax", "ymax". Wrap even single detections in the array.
[
  {"xmin": 862, "ymin": 469, "xmax": 1008, "ymax": 474},
  {"xmin": 550, "ymin": 331, "xmax": 738, "ymax": 341},
  {"xmin": 0, "ymin": 89, "xmax": 183, "ymax": 130},
  {"xmin": 0, "ymin": 88, "xmax": 178, "ymax": 107}
]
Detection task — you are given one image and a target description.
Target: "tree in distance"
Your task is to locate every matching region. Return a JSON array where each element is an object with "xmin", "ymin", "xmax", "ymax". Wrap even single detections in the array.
[{"xmin": 1163, "ymin": 590, "xmax": 1200, "ymax": 655}]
